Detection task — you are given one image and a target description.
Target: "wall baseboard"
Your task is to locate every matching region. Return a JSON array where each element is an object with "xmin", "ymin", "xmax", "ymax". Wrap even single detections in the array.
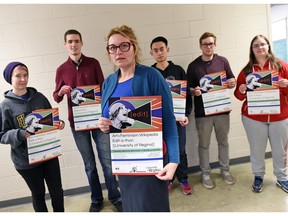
[{"xmin": 0, "ymin": 152, "xmax": 272, "ymax": 209}]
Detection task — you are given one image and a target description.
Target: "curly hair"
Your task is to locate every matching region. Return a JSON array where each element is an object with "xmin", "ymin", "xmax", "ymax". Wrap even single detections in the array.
[{"xmin": 106, "ymin": 25, "xmax": 142, "ymax": 64}]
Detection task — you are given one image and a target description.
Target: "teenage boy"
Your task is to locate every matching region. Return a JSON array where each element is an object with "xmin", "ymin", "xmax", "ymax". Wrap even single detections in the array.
[
  {"xmin": 187, "ymin": 32, "xmax": 236, "ymax": 189},
  {"xmin": 150, "ymin": 36, "xmax": 193, "ymax": 195},
  {"xmin": 53, "ymin": 29, "xmax": 122, "ymax": 212}
]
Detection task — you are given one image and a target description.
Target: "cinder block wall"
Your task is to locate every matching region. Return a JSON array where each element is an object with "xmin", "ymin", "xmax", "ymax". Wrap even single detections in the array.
[{"xmin": 0, "ymin": 4, "xmax": 270, "ymax": 202}]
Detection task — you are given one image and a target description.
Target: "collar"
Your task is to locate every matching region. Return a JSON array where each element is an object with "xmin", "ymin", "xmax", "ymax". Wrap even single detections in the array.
[
  {"xmin": 252, "ymin": 59, "xmax": 271, "ymax": 71},
  {"xmin": 71, "ymin": 57, "xmax": 82, "ymax": 67}
]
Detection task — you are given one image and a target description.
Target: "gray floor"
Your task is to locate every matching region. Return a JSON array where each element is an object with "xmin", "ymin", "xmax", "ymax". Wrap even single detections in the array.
[{"xmin": 1, "ymin": 158, "xmax": 287, "ymax": 212}]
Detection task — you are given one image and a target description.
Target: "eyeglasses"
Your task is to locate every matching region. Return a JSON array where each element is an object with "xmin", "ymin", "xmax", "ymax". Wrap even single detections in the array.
[
  {"xmin": 252, "ymin": 43, "xmax": 268, "ymax": 49},
  {"xmin": 201, "ymin": 42, "xmax": 215, "ymax": 48},
  {"xmin": 106, "ymin": 42, "xmax": 132, "ymax": 54}
]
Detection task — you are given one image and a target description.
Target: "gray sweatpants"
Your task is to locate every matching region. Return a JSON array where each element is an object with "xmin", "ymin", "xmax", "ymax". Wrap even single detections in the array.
[
  {"xmin": 196, "ymin": 114, "xmax": 230, "ymax": 174},
  {"xmin": 242, "ymin": 115, "xmax": 288, "ymax": 181}
]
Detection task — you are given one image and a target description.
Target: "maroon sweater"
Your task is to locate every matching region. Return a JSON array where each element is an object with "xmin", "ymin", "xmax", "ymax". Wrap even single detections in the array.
[{"xmin": 53, "ymin": 54, "xmax": 104, "ymax": 128}]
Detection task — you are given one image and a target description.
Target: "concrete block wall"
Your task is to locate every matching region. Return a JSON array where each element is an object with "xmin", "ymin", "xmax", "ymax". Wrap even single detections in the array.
[{"xmin": 0, "ymin": 4, "xmax": 270, "ymax": 202}]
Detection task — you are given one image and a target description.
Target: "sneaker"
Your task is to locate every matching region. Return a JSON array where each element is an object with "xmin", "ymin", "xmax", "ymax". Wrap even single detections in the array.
[
  {"xmin": 89, "ymin": 202, "xmax": 103, "ymax": 212},
  {"xmin": 179, "ymin": 180, "xmax": 193, "ymax": 195},
  {"xmin": 168, "ymin": 181, "xmax": 174, "ymax": 193},
  {"xmin": 252, "ymin": 176, "xmax": 263, "ymax": 193},
  {"xmin": 114, "ymin": 201, "xmax": 123, "ymax": 212},
  {"xmin": 276, "ymin": 180, "xmax": 288, "ymax": 193},
  {"xmin": 221, "ymin": 170, "xmax": 235, "ymax": 185},
  {"xmin": 201, "ymin": 173, "xmax": 215, "ymax": 189}
]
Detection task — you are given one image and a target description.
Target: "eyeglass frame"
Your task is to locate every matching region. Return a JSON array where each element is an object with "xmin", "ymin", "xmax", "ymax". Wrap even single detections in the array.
[
  {"xmin": 201, "ymin": 42, "xmax": 215, "ymax": 48},
  {"xmin": 106, "ymin": 42, "xmax": 133, "ymax": 54},
  {"xmin": 252, "ymin": 43, "xmax": 268, "ymax": 49}
]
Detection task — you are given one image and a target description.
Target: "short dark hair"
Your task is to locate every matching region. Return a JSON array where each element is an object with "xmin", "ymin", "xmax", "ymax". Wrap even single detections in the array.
[
  {"xmin": 150, "ymin": 36, "xmax": 168, "ymax": 49},
  {"xmin": 64, "ymin": 29, "xmax": 82, "ymax": 42}
]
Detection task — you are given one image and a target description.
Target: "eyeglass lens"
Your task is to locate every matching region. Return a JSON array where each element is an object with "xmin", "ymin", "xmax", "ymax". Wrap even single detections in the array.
[
  {"xmin": 107, "ymin": 42, "xmax": 131, "ymax": 54},
  {"xmin": 201, "ymin": 43, "xmax": 214, "ymax": 48},
  {"xmin": 252, "ymin": 43, "xmax": 268, "ymax": 49}
]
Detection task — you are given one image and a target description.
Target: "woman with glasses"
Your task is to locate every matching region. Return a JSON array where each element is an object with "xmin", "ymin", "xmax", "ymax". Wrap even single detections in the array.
[
  {"xmin": 234, "ymin": 35, "xmax": 288, "ymax": 193},
  {"xmin": 98, "ymin": 25, "xmax": 179, "ymax": 212}
]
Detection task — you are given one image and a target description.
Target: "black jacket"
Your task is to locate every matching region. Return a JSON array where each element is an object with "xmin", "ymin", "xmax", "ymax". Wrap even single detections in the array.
[{"xmin": 152, "ymin": 61, "xmax": 192, "ymax": 117}]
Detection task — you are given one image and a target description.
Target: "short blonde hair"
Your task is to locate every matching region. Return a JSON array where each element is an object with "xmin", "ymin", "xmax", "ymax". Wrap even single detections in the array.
[{"xmin": 106, "ymin": 25, "xmax": 142, "ymax": 64}]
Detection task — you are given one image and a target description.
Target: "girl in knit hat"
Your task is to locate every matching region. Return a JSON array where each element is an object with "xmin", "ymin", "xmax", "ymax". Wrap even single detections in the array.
[{"xmin": 0, "ymin": 62, "xmax": 65, "ymax": 212}]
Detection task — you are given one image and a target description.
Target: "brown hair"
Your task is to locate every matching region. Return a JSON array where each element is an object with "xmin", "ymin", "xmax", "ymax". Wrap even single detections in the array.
[
  {"xmin": 199, "ymin": 32, "xmax": 217, "ymax": 45},
  {"xmin": 64, "ymin": 29, "xmax": 82, "ymax": 42},
  {"xmin": 242, "ymin": 35, "xmax": 282, "ymax": 75}
]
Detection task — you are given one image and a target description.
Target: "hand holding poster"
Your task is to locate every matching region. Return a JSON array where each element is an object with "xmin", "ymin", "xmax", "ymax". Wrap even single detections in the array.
[
  {"xmin": 26, "ymin": 108, "xmax": 61, "ymax": 164},
  {"xmin": 246, "ymin": 70, "xmax": 280, "ymax": 115},
  {"xmin": 200, "ymin": 71, "xmax": 232, "ymax": 115},
  {"xmin": 166, "ymin": 80, "xmax": 186, "ymax": 121},
  {"xmin": 71, "ymin": 85, "xmax": 101, "ymax": 131},
  {"xmin": 108, "ymin": 96, "xmax": 163, "ymax": 175}
]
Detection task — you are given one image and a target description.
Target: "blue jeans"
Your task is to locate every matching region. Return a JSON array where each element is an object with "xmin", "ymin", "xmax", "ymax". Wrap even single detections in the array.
[
  {"xmin": 173, "ymin": 122, "xmax": 188, "ymax": 182},
  {"xmin": 71, "ymin": 128, "xmax": 121, "ymax": 204}
]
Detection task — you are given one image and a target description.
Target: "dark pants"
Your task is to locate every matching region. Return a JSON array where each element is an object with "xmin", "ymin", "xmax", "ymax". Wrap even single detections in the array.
[
  {"xmin": 173, "ymin": 122, "xmax": 188, "ymax": 182},
  {"xmin": 17, "ymin": 158, "xmax": 64, "ymax": 212},
  {"xmin": 118, "ymin": 175, "xmax": 169, "ymax": 212}
]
